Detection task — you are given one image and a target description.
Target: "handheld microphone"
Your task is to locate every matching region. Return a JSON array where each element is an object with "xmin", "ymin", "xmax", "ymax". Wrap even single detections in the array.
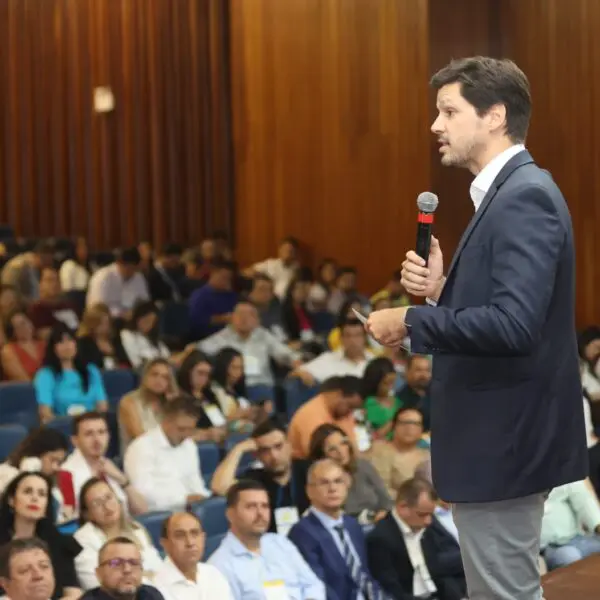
[{"xmin": 416, "ymin": 192, "xmax": 439, "ymax": 265}]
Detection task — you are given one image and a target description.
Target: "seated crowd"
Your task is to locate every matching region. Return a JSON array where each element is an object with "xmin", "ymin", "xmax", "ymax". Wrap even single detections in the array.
[{"xmin": 0, "ymin": 233, "xmax": 597, "ymax": 599}]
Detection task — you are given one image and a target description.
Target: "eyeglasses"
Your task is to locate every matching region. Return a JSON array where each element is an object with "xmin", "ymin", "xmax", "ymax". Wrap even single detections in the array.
[
  {"xmin": 311, "ymin": 477, "xmax": 347, "ymax": 488},
  {"xmin": 396, "ymin": 419, "xmax": 423, "ymax": 427},
  {"xmin": 99, "ymin": 558, "xmax": 142, "ymax": 570},
  {"xmin": 88, "ymin": 493, "xmax": 117, "ymax": 509}
]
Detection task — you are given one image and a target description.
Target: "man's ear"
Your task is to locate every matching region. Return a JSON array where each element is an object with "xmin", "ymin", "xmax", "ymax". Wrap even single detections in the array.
[{"xmin": 486, "ymin": 103, "xmax": 507, "ymax": 134}]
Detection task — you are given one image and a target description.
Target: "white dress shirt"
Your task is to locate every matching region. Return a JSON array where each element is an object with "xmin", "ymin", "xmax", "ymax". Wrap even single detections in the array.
[
  {"xmin": 120, "ymin": 330, "xmax": 171, "ymax": 369},
  {"xmin": 154, "ymin": 557, "xmax": 234, "ymax": 600},
  {"xmin": 300, "ymin": 349, "xmax": 374, "ymax": 383},
  {"xmin": 74, "ymin": 521, "xmax": 163, "ymax": 590},
  {"xmin": 59, "ymin": 260, "xmax": 90, "ymax": 291},
  {"xmin": 124, "ymin": 426, "xmax": 211, "ymax": 512},
  {"xmin": 252, "ymin": 257, "xmax": 296, "ymax": 298},
  {"xmin": 61, "ymin": 448, "xmax": 128, "ymax": 514},
  {"xmin": 469, "ymin": 144, "xmax": 526, "ymax": 211},
  {"xmin": 391, "ymin": 510, "xmax": 437, "ymax": 598}
]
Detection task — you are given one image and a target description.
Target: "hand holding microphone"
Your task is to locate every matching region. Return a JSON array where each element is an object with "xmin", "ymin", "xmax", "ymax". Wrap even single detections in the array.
[{"xmin": 401, "ymin": 192, "xmax": 445, "ymax": 301}]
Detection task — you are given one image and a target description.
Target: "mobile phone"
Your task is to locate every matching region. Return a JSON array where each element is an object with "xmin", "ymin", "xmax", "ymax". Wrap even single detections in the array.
[{"xmin": 352, "ymin": 307, "xmax": 368, "ymax": 324}]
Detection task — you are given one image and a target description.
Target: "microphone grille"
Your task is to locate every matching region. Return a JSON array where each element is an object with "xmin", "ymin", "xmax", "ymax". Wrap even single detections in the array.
[{"xmin": 417, "ymin": 192, "xmax": 439, "ymax": 213}]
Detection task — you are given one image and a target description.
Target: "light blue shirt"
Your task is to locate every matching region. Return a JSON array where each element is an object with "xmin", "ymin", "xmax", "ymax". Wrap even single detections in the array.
[
  {"xmin": 434, "ymin": 506, "xmax": 459, "ymax": 542},
  {"xmin": 208, "ymin": 531, "xmax": 325, "ymax": 600},
  {"xmin": 310, "ymin": 508, "xmax": 365, "ymax": 600},
  {"xmin": 34, "ymin": 365, "xmax": 107, "ymax": 416}
]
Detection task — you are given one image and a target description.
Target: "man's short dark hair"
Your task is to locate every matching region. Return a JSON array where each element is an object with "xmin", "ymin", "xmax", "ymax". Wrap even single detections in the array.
[
  {"xmin": 281, "ymin": 236, "xmax": 299, "ymax": 249},
  {"xmin": 116, "ymin": 246, "xmax": 141, "ymax": 265},
  {"xmin": 160, "ymin": 511, "xmax": 203, "ymax": 539},
  {"xmin": 392, "ymin": 406, "xmax": 424, "ymax": 428},
  {"xmin": 226, "ymin": 479, "xmax": 268, "ymax": 508},
  {"xmin": 430, "ymin": 56, "xmax": 531, "ymax": 144},
  {"xmin": 72, "ymin": 411, "xmax": 108, "ymax": 436},
  {"xmin": 251, "ymin": 416, "xmax": 286, "ymax": 439},
  {"xmin": 163, "ymin": 395, "xmax": 201, "ymax": 420},
  {"xmin": 396, "ymin": 477, "xmax": 438, "ymax": 506},
  {"xmin": 0, "ymin": 538, "xmax": 50, "ymax": 578},
  {"xmin": 406, "ymin": 353, "xmax": 430, "ymax": 369},
  {"xmin": 320, "ymin": 375, "xmax": 362, "ymax": 398},
  {"xmin": 34, "ymin": 240, "xmax": 55, "ymax": 255},
  {"xmin": 210, "ymin": 258, "xmax": 236, "ymax": 272},
  {"xmin": 340, "ymin": 317, "xmax": 365, "ymax": 332},
  {"xmin": 98, "ymin": 536, "xmax": 138, "ymax": 562},
  {"xmin": 161, "ymin": 243, "xmax": 182, "ymax": 257}
]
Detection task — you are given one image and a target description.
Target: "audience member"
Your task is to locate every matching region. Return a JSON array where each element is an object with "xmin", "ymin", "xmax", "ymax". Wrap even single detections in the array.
[
  {"xmin": 1, "ymin": 308, "xmax": 45, "ymax": 381},
  {"xmin": 86, "ymin": 247, "xmax": 150, "ymax": 320},
  {"xmin": 0, "ymin": 472, "xmax": 82, "ymax": 599},
  {"xmin": 368, "ymin": 408, "xmax": 430, "ymax": 497},
  {"xmin": 327, "ymin": 267, "xmax": 368, "ymax": 315},
  {"xmin": 211, "ymin": 418, "xmax": 309, "ymax": 535},
  {"xmin": 396, "ymin": 355, "xmax": 432, "ymax": 431},
  {"xmin": 293, "ymin": 318, "xmax": 372, "ymax": 386},
  {"xmin": 120, "ymin": 301, "xmax": 170, "ymax": 369},
  {"xmin": 176, "ymin": 350, "xmax": 228, "ymax": 443},
  {"xmin": 145, "ymin": 243, "xmax": 184, "ymax": 303},
  {"xmin": 281, "ymin": 273, "xmax": 317, "ymax": 346},
  {"xmin": 80, "ymin": 537, "xmax": 164, "ymax": 599},
  {"xmin": 1, "ymin": 240, "xmax": 55, "ymax": 302},
  {"xmin": 288, "ymin": 376, "xmax": 362, "ymax": 459},
  {"xmin": 367, "ymin": 478, "xmax": 466, "ymax": 600},
  {"xmin": 199, "ymin": 300, "xmax": 302, "ymax": 388},
  {"xmin": 28, "ymin": 268, "xmax": 80, "ymax": 336},
  {"xmin": 371, "ymin": 270, "xmax": 410, "ymax": 308},
  {"xmin": 288, "ymin": 459, "xmax": 384, "ymax": 599},
  {"xmin": 243, "ymin": 237, "xmax": 300, "ymax": 299},
  {"xmin": 188, "ymin": 259, "xmax": 238, "ymax": 340},
  {"xmin": 208, "ymin": 480, "xmax": 325, "ymax": 600},
  {"xmin": 0, "ymin": 538, "xmax": 56, "ymax": 600},
  {"xmin": 59, "ymin": 237, "xmax": 91, "ymax": 292},
  {"xmin": 137, "ymin": 242, "xmax": 154, "ymax": 275},
  {"xmin": 540, "ymin": 479, "xmax": 600, "ymax": 570},
  {"xmin": 118, "ymin": 358, "xmax": 176, "ymax": 449},
  {"xmin": 74, "ymin": 478, "xmax": 161, "ymax": 590},
  {"xmin": 308, "ymin": 258, "xmax": 337, "ymax": 312},
  {"xmin": 308, "ymin": 424, "xmax": 392, "ymax": 524},
  {"xmin": 155, "ymin": 512, "xmax": 234, "ymax": 600},
  {"xmin": 34, "ymin": 324, "xmax": 108, "ymax": 423},
  {"xmin": 362, "ymin": 357, "xmax": 403, "ymax": 440},
  {"xmin": 77, "ymin": 304, "xmax": 130, "ymax": 370},
  {"xmin": 327, "ymin": 298, "xmax": 375, "ymax": 352},
  {"xmin": 247, "ymin": 273, "xmax": 285, "ymax": 340},
  {"xmin": 0, "ymin": 428, "xmax": 72, "ymax": 522},
  {"xmin": 124, "ymin": 395, "xmax": 211, "ymax": 512},
  {"xmin": 178, "ymin": 250, "xmax": 205, "ymax": 300},
  {"xmin": 61, "ymin": 412, "xmax": 147, "ymax": 516}
]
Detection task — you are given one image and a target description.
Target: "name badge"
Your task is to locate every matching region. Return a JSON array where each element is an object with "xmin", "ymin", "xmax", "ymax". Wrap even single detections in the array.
[
  {"xmin": 274, "ymin": 506, "xmax": 300, "ymax": 537},
  {"xmin": 67, "ymin": 404, "xmax": 86, "ymax": 416},
  {"xmin": 244, "ymin": 354, "xmax": 261, "ymax": 376},
  {"xmin": 355, "ymin": 425, "xmax": 371, "ymax": 452},
  {"xmin": 104, "ymin": 356, "xmax": 116, "ymax": 370},
  {"xmin": 263, "ymin": 580, "xmax": 290, "ymax": 600},
  {"xmin": 204, "ymin": 404, "xmax": 227, "ymax": 427},
  {"xmin": 300, "ymin": 329, "xmax": 315, "ymax": 342}
]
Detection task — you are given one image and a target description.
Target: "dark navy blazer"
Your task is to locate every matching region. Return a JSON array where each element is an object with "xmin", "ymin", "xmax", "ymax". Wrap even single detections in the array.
[
  {"xmin": 288, "ymin": 511, "xmax": 383, "ymax": 600},
  {"xmin": 405, "ymin": 150, "xmax": 588, "ymax": 503}
]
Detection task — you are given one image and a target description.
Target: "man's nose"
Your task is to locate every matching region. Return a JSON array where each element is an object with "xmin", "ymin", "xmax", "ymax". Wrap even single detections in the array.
[{"xmin": 431, "ymin": 116, "xmax": 443, "ymax": 134}]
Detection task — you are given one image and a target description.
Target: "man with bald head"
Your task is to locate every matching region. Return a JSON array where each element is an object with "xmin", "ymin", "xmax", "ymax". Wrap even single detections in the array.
[
  {"xmin": 154, "ymin": 511, "xmax": 233, "ymax": 600},
  {"xmin": 288, "ymin": 459, "xmax": 386, "ymax": 600}
]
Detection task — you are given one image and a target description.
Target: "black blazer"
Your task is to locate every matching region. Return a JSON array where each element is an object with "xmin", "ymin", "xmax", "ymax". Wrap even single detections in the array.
[
  {"xmin": 405, "ymin": 151, "xmax": 588, "ymax": 502},
  {"xmin": 367, "ymin": 512, "xmax": 466, "ymax": 600}
]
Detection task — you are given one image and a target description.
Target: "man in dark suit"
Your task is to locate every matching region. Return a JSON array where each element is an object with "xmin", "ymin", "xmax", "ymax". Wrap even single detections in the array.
[
  {"xmin": 367, "ymin": 56, "xmax": 588, "ymax": 599},
  {"xmin": 367, "ymin": 478, "xmax": 466, "ymax": 600},
  {"xmin": 288, "ymin": 459, "xmax": 386, "ymax": 600}
]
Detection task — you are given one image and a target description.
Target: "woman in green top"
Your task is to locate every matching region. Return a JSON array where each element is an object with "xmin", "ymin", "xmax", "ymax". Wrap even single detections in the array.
[{"xmin": 362, "ymin": 357, "xmax": 402, "ymax": 440}]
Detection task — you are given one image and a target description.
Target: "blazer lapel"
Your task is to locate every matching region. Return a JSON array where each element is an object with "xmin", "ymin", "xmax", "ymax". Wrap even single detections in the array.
[
  {"xmin": 440, "ymin": 150, "xmax": 535, "ymax": 303},
  {"xmin": 307, "ymin": 513, "xmax": 347, "ymax": 571}
]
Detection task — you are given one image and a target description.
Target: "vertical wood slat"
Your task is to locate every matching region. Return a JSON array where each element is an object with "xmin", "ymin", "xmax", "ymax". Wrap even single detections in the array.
[{"xmin": 0, "ymin": 0, "xmax": 234, "ymax": 250}]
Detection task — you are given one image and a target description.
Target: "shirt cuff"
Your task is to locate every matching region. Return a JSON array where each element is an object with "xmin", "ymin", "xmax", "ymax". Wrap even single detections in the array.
[{"xmin": 425, "ymin": 297, "xmax": 437, "ymax": 307}]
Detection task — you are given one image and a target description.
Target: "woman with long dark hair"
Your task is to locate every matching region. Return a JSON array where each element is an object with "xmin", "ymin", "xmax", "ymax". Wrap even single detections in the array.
[
  {"xmin": 0, "ymin": 471, "xmax": 82, "ymax": 599},
  {"xmin": 281, "ymin": 273, "xmax": 315, "ymax": 345},
  {"xmin": 1, "ymin": 308, "xmax": 45, "ymax": 381},
  {"xmin": 34, "ymin": 323, "xmax": 108, "ymax": 423}
]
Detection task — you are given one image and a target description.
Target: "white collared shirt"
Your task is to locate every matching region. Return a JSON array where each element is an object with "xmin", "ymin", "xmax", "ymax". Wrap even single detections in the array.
[
  {"xmin": 124, "ymin": 425, "xmax": 211, "ymax": 512},
  {"xmin": 469, "ymin": 144, "xmax": 526, "ymax": 211},
  {"xmin": 391, "ymin": 510, "xmax": 437, "ymax": 598},
  {"xmin": 300, "ymin": 349, "xmax": 374, "ymax": 383},
  {"xmin": 154, "ymin": 557, "xmax": 234, "ymax": 600}
]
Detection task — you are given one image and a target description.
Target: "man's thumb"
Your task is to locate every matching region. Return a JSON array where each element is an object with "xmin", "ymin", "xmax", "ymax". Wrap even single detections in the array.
[{"xmin": 431, "ymin": 235, "xmax": 440, "ymax": 249}]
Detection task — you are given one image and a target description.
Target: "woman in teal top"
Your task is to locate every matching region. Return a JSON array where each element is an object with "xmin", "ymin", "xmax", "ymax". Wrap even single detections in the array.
[
  {"xmin": 362, "ymin": 357, "xmax": 402, "ymax": 440},
  {"xmin": 34, "ymin": 324, "xmax": 108, "ymax": 423}
]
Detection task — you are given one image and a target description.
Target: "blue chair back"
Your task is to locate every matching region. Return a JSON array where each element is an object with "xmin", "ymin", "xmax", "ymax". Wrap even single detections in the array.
[
  {"xmin": 137, "ymin": 511, "xmax": 171, "ymax": 550},
  {"xmin": 203, "ymin": 533, "xmax": 226, "ymax": 559},
  {"xmin": 46, "ymin": 417, "xmax": 74, "ymax": 451},
  {"xmin": 193, "ymin": 496, "xmax": 228, "ymax": 536},
  {"xmin": 283, "ymin": 378, "xmax": 319, "ymax": 420},
  {"xmin": 197, "ymin": 442, "xmax": 220, "ymax": 478},
  {"xmin": 0, "ymin": 424, "xmax": 28, "ymax": 461},
  {"xmin": 159, "ymin": 302, "xmax": 190, "ymax": 340},
  {"xmin": 246, "ymin": 385, "xmax": 274, "ymax": 404},
  {"xmin": 102, "ymin": 370, "xmax": 137, "ymax": 410},
  {"xmin": 0, "ymin": 382, "xmax": 39, "ymax": 429}
]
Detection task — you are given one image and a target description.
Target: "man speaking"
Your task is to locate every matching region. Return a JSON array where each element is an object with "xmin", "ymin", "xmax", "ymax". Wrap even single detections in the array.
[{"xmin": 367, "ymin": 57, "xmax": 588, "ymax": 600}]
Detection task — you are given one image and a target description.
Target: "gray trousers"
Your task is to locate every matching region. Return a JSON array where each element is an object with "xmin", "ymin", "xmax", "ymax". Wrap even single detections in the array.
[{"xmin": 452, "ymin": 493, "xmax": 546, "ymax": 600}]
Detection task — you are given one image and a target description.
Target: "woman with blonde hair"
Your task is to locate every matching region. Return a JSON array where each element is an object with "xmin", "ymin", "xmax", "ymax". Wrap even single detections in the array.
[
  {"xmin": 76, "ymin": 303, "xmax": 129, "ymax": 370},
  {"xmin": 74, "ymin": 477, "xmax": 162, "ymax": 590}
]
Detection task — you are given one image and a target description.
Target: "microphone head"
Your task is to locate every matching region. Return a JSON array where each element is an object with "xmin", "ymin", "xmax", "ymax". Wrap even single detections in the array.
[{"xmin": 417, "ymin": 192, "xmax": 439, "ymax": 214}]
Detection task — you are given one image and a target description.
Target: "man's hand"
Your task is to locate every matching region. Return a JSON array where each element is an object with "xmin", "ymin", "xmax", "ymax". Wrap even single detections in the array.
[
  {"xmin": 98, "ymin": 458, "xmax": 127, "ymax": 487},
  {"xmin": 401, "ymin": 235, "xmax": 445, "ymax": 300},
  {"xmin": 366, "ymin": 307, "xmax": 409, "ymax": 347}
]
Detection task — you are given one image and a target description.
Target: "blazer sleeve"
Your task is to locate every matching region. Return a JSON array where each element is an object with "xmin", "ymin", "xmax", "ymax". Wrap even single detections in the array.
[
  {"xmin": 288, "ymin": 523, "xmax": 343, "ymax": 600},
  {"xmin": 366, "ymin": 529, "xmax": 416, "ymax": 600},
  {"xmin": 424, "ymin": 521, "xmax": 465, "ymax": 578},
  {"xmin": 406, "ymin": 184, "xmax": 564, "ymax": 356}
]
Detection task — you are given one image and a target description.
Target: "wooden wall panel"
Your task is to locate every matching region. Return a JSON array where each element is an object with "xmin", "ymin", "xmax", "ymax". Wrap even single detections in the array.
[
  {"xmin": 229, "ymin": 0, "xmax": 431, "ymax": 294},
  {"xmin": 499, "ymin": 0, "xmax": 600, "ymax": 326},
  {"xmin": 0, "ymin": 0, "xmax": 233, "ymax": 250}
]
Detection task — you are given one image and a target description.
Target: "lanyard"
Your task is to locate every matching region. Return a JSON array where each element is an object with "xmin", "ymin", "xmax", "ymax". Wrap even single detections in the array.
[{"xmin": 275, "ymin": 475, "xmax": 295, "ymax": 509}]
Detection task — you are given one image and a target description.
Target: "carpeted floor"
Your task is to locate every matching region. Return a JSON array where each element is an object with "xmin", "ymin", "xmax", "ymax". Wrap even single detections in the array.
[{"xmin": 542, "ymin": 554, "xmax": 600, "ymax": 600}]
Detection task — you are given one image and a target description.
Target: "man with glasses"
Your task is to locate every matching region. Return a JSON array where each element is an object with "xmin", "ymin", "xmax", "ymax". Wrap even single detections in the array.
[
  {"xmin": 81, "ymin": 537, "xmax": 164, "ymax": 599},
  {"xmin": 288, "ymin": 459, "xmax": 386, "ymax": 600}
]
